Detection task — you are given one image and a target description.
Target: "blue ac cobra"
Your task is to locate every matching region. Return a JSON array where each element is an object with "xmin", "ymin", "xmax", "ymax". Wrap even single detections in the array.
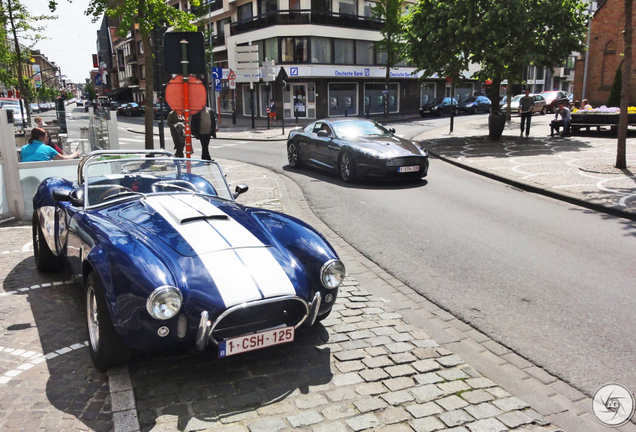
[{"xmin": 32, "ymin": 150, "xmax": 345, "ymax": 370}]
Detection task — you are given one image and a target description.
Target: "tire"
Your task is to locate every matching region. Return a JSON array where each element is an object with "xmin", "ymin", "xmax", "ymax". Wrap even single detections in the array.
[
  {"xmin": 472, "ymin": 106, "xmax": 478, "ymax": 114},
  {"xmin": 86, "ymin": 273, "xmax": 133, "ymax": 371},
  {"xmin": 287, "ymin": 142, "xmax": 301, "ymax": 167},
  {"xmin": 454, "ymin": 108, "xmax": 459, "ymax": 116},
  {"xmin": 339, "ymin": 152, "xmax": 356, "ymax": 183},
  {"xmin": 32, "ymin": 211, "xmax": 64, "ymax": 272},
  {"xmin": 540, "ymin": 106, "xmax": 546, "ymax": 115}
]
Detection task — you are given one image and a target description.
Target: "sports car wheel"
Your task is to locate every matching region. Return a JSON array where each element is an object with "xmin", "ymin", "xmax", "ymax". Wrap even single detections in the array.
[
  {"xmin": 339, "ymin": 152, "xmax": 356, "ymax": 183},
  {"xmin": 540, "ymin": 106, "xmax": 546, "ymax": 115},
  {"xmin": 288, "ymin": 142, "xmax": 301, "ymax": 167},
  {"xmin": 32, "ymin": 211, "xmax": 64, "ymax": 272},
  {"xmin": 472, "ymin": 106, "xmax": 478, "ymax": 114},
  {"xmin": 86, "ymin": 273, "xmax": 132, "ymax": 371}
]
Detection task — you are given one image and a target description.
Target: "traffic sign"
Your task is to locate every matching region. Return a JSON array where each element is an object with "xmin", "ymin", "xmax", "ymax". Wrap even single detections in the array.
[
  {"xmin": 212, "ymin": 67, "xmax": 222, "ymax": 92},
  {"xmin": 228, "ymin": 70, "xmax": 236, "ymax": 79},
  {"xmin": 165, "ymin": 75, "xmax": 207, "ymax": 115}
]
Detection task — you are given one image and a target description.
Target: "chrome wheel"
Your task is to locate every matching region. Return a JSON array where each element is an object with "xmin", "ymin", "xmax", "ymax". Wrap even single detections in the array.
[
  {"xmin": 87, "ymin": 285, "xmax": 100, "ymax": 353},
  {"xmin": 340, "ymin": 152, "xmax": 355, "ymax": 183},
  {"xmin": 288, "ymin": 142, "xmax": 299, "ymax": 167}
]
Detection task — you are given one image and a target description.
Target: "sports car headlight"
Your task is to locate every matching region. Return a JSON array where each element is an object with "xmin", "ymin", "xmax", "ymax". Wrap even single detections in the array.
[
  {"xmin": 146, "ymin": 286, "xmax": 183, "ymax": 320},
  {"xmin": 321, "ymin": 259, "xmax": 346, "ymax": 289}
]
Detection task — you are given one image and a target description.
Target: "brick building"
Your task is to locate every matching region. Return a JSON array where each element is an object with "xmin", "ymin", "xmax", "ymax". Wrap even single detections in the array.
[{"xmin": 574, "ymin": 0, "xmax": 636, "ymax": 107}]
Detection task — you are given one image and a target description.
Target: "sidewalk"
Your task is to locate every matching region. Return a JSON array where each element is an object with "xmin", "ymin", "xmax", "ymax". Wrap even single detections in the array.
[{"xmin": 413, "ymin": 114, "xmax": 636, "ymax": 221}]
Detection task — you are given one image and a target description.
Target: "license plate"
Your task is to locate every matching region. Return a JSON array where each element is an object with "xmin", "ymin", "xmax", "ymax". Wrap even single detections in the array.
[
  {"xmin": 219, "ymin": 326, "xmax": 295, "ymax": 358},
  {"xmin": 398, "ymin": 166, "xmax": 420, "ymax": 173}
]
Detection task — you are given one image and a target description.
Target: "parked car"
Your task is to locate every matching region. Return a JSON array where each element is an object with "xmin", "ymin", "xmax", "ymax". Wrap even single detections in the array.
[
  {"xmin": 38, "ymin": 103, "xmax": 49, "ymax": 112},
  {"xmin": 32, "ymin": 150, "xmax": 345, "ymax": 369},
  {"xmin": 76, "ymin": 100, "xmax": 84, "ymax": 107},
  {"xmin": 540, "ymin": 90, "xmax": 570, "ymax": 113},
  {"xmin": 458, "ymin": 96, "xmax": 491, "ymax": 114},
  {"xmin": 287, "ymin": 118, "xmax": 429, "ymax": 182},
  {"xmin": 29, "ymin": 103, "xmax": 40, "ymax": 113},
  {"xmin": 419, "ymin": 97, "xmax": 459, "ymax": 117},
  {"xmin": 500, "ymin": 93, "xmax": 547, "ymax": 115},
  {"xmin": 153, "ymin": 102, "xmax": 171, "ymax": 119},
  {"xmin": 109, "ymin": 101, "xmax": 120, "ymax": 111},
  {"xmin": 116, "ymin": 103, "xmax": 129, "ymax": 116},
  {"xmin": 123, "ymin": 102, "xmax": 144, "ymax": 117}
]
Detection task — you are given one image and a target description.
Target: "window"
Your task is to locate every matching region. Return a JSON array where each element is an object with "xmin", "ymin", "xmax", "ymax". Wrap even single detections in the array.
[
  {"xmin": 375, "ymin": 48, "xmax": 387, "ymax": 65},
  {"xmin": 259, "ymin": 0, "xmax": 278, "ymax": 14},
  {"xmin": 289, "ymin": 0, "xmax": 301, "ymax": 9},
  {"xmin": 311, "ymin": 0, "xmax": 331, "ymax": 12},
  {"xmin": 311, "ymin": 37, "xmax": 331, "ymax": 63},
  {"xmin": 328, "ymin": 83, "xmax": 358, "ymax": 117},
  {"xmin": 217, "ymin": 18, "xmax": 231, "ymax": 42},
  {"xmin": 138, "ymin": 41, "xmax": 144, "ymax": 55},
  {"xmin": 363, "ymin": 0, "xmax": 374, "ymax": 17},
  {"xmin": 339, "ymin": 0, "xmax": 357, "ymax": 15},
  {"xmin": 365, "ymin": 83, "xmax": 399, "ymax": 114},
  {"xmin": 420, "ymin": 82, "xmax": 435, "ymax": 105},
  {"xmin": 238, "ymin": 3, "xmax": 253, "ymax": 22},
  {"xmin": 281, "ymin": 37, "xmax": 308, "ymax": 62},
  {"xmin": 334, "ymin": 39, "xmax": 354, "ymax": 64},
  {"xmin": 264, "ymin": 38, "xmax": 278, "ymax": 63},
  {"xmin": 139, "ymin": 64, "xmax": 145, "ymax": 80},
  {"xmin": 356, "ymin": 40, "xmax": 373, "ymax": 65}
]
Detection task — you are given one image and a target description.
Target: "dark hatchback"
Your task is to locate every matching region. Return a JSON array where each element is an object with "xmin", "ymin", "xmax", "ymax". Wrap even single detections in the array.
[
  {"xmin": 419, "ymin": 97, "xmax": 459, "ymax": 117},
  {"xmin": 153, "ymin": 102, "xmax": 171, "ymax": 119},
  {"xmin": 287, "ymin": 119, "xmax": 429, "ymax": 183},
  {"xmin": 458, "ymin": 96, "xmax": 491, "ymax": 114}
]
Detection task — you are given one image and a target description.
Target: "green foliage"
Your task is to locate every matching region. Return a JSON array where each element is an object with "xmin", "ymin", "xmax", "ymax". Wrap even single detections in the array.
[
  {"xmin": 84, "ymin": 81, "xmax": 96, "ymax": 100},
  {"xmin": 402, "ymin": 0, "xmax": 589, "ymax": 114},
  {"xmin": 607, "ymin": 66, "xmax": 622, "ymax": 107},
  {"xmin": 371, "ymin": 0, "xmax": 406, "ymax": 68}
]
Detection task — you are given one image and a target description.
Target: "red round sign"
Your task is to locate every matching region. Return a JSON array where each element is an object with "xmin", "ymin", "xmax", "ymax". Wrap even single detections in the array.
[{"xmin": 165, "ymin": 75, "xmax": 207, "ymax": 115}]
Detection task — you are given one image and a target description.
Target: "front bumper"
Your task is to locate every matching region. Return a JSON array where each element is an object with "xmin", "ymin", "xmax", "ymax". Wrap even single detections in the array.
[{"xmin": 195, "ymin": 293, "xmax": 322, "ymax": 352}]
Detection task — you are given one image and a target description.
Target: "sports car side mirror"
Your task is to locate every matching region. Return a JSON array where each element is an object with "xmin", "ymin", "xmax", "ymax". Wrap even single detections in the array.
[
  {"xmin": 389, "ymin": 127, "xmax": 396, "ymax": 134},
  {"xmin": 52, "ymin": 189, "xmax": 71, "ymax": 202},
  {"xmin": 317, "ymin": 130, "xmax": 330, "ymax": 138},
  {"xmin": 233, "ymin": 184, "xmax": 249, "ymax": 199}
]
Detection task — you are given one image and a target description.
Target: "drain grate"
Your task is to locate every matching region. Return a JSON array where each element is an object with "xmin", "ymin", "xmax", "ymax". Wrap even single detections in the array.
[{"xmin": 505, "ymin": 185, "xmax": 525, "ymax": 193}]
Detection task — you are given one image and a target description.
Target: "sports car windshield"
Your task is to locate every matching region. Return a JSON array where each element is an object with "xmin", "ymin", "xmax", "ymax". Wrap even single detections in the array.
[
  {"xmin": 84, "ymin": 157, "xmax": 233, "ymax": 207},
  {"xmin": 332, "ymin": 121, "xmax": 391, "ymax": 139}
]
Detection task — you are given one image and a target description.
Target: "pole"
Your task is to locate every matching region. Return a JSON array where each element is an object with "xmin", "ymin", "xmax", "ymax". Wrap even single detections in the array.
[
  {"xmin": 450, "ymin": 80, "xmax": 455, "ymax": 134},
  {"xmin": 266, "ymin": 84, "xmax": 270, "ymax": 130},
  {"xmin": 181, "ymin": 39, "xmax": 193, "ymax": 160},
  {"xmin": 581, "ymin": 1, "xmax": 594, "ymax": 100},
  {"xmin": 281, "ymin": 80, "xmax": 285, "ymax": 135},
  {"xmin": 250, "ymin": 83, "xmax": 255, "ymax": 129},
  {"xmin": 155, "ymin": 27, "xmax": 166, "ymax": 150}
]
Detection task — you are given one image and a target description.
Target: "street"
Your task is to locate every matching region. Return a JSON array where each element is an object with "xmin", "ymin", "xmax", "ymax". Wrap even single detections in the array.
[{"xmin": 38, "ymin": 107, "xmax": 636, "ymax": 414}]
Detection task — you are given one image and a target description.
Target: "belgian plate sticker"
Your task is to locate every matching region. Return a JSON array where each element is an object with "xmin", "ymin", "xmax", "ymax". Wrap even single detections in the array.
[{"xmin": 219, "ymin": 326, "xmax": 295, "ymax": 358}]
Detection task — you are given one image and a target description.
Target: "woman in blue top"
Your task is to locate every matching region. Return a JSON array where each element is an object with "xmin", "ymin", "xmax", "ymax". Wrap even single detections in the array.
[{"xmin": 21, "ymin": 128, "xmax": 80, "ymax": 162}]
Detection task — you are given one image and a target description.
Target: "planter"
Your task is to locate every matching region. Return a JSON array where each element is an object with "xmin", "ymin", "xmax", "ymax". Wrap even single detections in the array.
[
  {"xmin": 488, "ymin": 113, "xmax": 506, "ymax": 140},
  {"xmin": 571, "ymin": 112, "xmax": 636, "ymax": 125}
]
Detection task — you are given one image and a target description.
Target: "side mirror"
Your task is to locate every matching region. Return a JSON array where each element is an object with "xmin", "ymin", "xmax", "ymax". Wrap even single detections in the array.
[
  {"xmin": 52, "ymin": 189, "xmax": 71, "ymax": 202},
  {"xmin": 389, "ymin": 127, "xmax": 396, "ymax": 134},
  {"xmin": 317, "ymin": 130, "xmax": 330, "ymax": 138},
  {"xmin": 233, "ymin": 184, "xmax": 249, "ymax": 199}
]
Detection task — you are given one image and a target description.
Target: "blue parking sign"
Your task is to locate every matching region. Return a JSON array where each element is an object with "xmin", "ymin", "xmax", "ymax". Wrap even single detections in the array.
[{"xmin": 212, "ymin": 67, "xmax": 222, "ymax": 92}]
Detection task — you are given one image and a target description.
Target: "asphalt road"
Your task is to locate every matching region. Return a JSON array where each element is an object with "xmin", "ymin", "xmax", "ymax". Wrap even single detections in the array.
[{"xmin": 55, "ymin": 108, "xmax": 636, "ymax": 397}]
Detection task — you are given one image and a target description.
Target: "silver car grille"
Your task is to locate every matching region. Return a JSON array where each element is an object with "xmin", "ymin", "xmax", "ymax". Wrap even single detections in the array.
[{"xmin": 386, "ymin": 156, "xmax": 427, "ymax": 167}]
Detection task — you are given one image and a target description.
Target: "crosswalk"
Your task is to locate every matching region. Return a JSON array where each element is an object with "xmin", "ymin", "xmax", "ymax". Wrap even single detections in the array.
[{"xmin": 118, "ymin": 137, "xmax": 240, "ymax": 150}]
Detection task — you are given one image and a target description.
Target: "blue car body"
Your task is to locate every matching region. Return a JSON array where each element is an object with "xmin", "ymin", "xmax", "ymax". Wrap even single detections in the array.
[{"xmin": 32, "ymin": 151, "xmax": 344, "ymax": 369}]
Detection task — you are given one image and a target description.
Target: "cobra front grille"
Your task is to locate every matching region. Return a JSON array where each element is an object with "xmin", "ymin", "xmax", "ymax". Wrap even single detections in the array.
[
  {"xmin": 212, "ymin": 298, "xmax": 308, "ymax": 342},
  {"xmin": 386, "ymin": 156, "xmax": 426, "ymax": 167}
]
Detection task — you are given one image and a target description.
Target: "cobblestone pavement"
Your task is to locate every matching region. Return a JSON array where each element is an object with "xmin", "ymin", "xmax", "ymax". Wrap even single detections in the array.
[{"xmin": 414, "ymin": 115, "xmax": 636, "ymax": 218}]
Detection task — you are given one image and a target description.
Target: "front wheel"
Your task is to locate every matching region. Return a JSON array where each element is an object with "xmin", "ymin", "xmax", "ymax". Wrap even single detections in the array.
[
  {"xmin": 472, "ymin": 106, "xmax": 478, "ymax": 114},
  {"xmin": 540, "ymin": 106, "xmax": 546, "ymax": 115},
  {"xmin": 32, "ymin": 211, "xmax": 64, "ymax": 272},
  {"xmin": 86, "ymin": 273, "xmax": 132, "ymax": 371},
  {"xmin": 287, "ymin": 142, "xmax": 301, "ymax": 167},
  {"xmin": 339, "ymin": 152, "xmax": 356, "ymax": 183}
]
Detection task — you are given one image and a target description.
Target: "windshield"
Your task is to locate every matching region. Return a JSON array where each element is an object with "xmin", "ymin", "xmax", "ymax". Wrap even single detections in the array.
[
  {"xmin": 542, "ymin": 91, "xmax": 558, "ymax": 98},
  {"xmin": 331, "ymin": 120, "xmax": 391, "ymax": 139},
  {"xmin": 462, "ymin": 97, "xmax": 477, "ymax": 103},
  {"xmin": 511, "ymin": 95, "xmax": 524, "ymax": 102},
  {"xmin": 84, "ymin": 157, "xmax": 233, "ymax": 207}
]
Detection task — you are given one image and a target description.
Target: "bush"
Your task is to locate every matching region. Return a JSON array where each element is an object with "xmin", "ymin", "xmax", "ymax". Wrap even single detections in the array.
[{"xmin": 607, "ymin": 66, "xmax": 622, "ymax": 108}]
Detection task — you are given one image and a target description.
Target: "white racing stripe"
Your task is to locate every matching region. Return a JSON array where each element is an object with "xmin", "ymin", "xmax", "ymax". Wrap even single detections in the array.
[{"xmin": 145, "ymin": 195, "xmax": 295, "ymax": 307}]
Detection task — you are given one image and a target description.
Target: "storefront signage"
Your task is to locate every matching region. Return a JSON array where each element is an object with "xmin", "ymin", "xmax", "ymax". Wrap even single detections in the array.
[{"xmin": 283, "ymin": 66, "xmax": 427, "ymax": 79}]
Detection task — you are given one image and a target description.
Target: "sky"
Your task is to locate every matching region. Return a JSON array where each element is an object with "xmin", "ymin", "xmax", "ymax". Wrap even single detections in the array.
[{"xmin": 29, "ymin": 0, "xmax": 102, "ymax": 84}]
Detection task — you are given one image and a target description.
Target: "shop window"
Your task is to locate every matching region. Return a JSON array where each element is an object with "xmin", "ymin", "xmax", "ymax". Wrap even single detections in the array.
[
  {"xmin": 420, "ymin": 82, "xmax": 435, "ymax": 105},
  {"xmin": 334, "ymin": 39, "xmax": 354, "ymax": 64},
  {"xmin": 311, "ymin": 37, "xmax": 332, "ymax": 63},
  {"xmin": 329, "ymin": 83, "xmax": 358, "ymax": 117},
  {"xmin": 455, "ymin": 85, "xmax": 473, "ymax": 102},
  {"xmin": 364, "ymin": 82, "xmax": 399, "ymax": 115},
  {"xmin": 356, "ymin": 40, "xmax": 373, "ymax": 65},
  {"xmin": 259, "ymin": 84, "xmax": 274, "ymax": 117},
  {"xmin": 242, "ymin": 84, "xmax": 256, "ymax": 116}
]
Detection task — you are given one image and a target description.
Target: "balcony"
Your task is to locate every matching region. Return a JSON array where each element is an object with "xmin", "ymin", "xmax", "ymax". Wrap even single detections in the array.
[
  {"xmin": 126, "ymin": 53, "xmax": 137, "ymax": 64},
  {"xmin": 123, "ymin": 76, "xmax": 139, "ymax": 87},
  {"xmin": 189, "ymin": 0, "xmax": 223, "ymax": 17},
  {"xmin": 229, "ymin": 10, "xmax": 384, "ymax": 36}
]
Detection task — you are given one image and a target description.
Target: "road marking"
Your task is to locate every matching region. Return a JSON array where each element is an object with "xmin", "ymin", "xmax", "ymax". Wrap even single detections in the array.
[{"xmin": 0, "ymin": 342, "xmax": 88, "ymax": 384}]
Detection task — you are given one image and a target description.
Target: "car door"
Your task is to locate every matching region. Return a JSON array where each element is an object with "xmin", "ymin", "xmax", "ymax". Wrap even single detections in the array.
[{"xmin": 310, "ymin": 122, "xmax": 338, "ymax": 169}]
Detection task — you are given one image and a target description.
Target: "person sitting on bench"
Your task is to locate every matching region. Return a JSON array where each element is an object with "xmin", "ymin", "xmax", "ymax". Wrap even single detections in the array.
[{"xmin": 550, "ymin": 102, "xmax": 571, "ymax": 137}]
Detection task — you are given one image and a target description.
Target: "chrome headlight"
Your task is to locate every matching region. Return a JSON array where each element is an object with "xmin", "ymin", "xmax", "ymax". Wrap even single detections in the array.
[
  {"xmin": 321, "ymin": 259, "xmax": 346, "ymax": 289},
  {"xmin": 146, "ymin": 286, "xmax": 183, "ymax": 320}
]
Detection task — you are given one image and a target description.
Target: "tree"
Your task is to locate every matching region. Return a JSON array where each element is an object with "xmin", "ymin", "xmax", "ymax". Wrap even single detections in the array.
[
  {"xmin": 607, "ymin": 66, "xmax": 622, "ymax": 107},
  {"xmin": 48, "ymin": 0, "xmax": 200, "ymax": 150},
  {"xmin": 0, "ymin": 0, "xmax": 55, "ymax": 124},
  {"xmin": 402, "ymin": 0, "xmax": 588, "ymax": 123},
  {"xmin": 616, "ymin": 0, "xmax": 632, "ymax": 169},
  {"xmin": 84, "ymin": 79, "xmax": 96, "ymax": 101},
  {"xmin": 371, "ymin": 0, "xmax": 406, "ymax": 117}
]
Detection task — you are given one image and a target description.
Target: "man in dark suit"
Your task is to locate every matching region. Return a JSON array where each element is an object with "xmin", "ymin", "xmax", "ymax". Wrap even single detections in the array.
[{"xmin": 191, "ymin": 105, "xmax": 217, "ymax": 160}]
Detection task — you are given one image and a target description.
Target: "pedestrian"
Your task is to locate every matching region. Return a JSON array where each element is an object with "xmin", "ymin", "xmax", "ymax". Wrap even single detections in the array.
[
  {"xmin": 550, "ymin": 102, "xmax": 571, "ymax": 137},
  {"xmin": 167, "ymin": 110, "xmax": 185, "ymax": 157},
  {"xmin": 582, "ymin": 99, "xmax": 592, "ymax": 110},
  {"xmin": 190, "ymin": 105, "xmax": 218, "ymax": 160},
  {"xmin": 519, "ymin": 89, "xmax": 534, "ymax": 138},
  {"xmin": 21, "ymin": 128, "xmax": 80, "ymax": 162},
  {"xmin": 268, "ymin": 99, "xmax": 276, "ymax": 124}
]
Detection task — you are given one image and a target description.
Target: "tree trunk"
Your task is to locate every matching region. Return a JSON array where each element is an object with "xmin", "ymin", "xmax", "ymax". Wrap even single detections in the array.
[
  {"xmin": 384, "ymin": 49, "xmax": 390, "ymax": 118},
  {"xmin": 7, "ymin": 0, "xmax": 31, "ymax": 126},
  {"xmin": 139, "ymin": 0, "xmax": 155, "ymax": 150},
  {"xmin": 616, "ymin": 0, "xmax": 632, "ymax": 169},
  {"xmin": 491, "ymin": 76, "xmax": 501, "ymax": 115}
]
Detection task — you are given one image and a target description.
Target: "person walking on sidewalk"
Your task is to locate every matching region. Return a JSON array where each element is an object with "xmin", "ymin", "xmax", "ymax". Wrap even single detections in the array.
[
  {"xmin": 519, "ymin": 89, "xmax": 534, "ymax": 138},
  {"xmin": 550, "ymin": 102, "xmax": 571, "ymax": 137},
  {"xmin": 191, "ymin": 105, "xmax": 218, "ymax": 160},
  {"xmin": 167, "ymin": 110, "xmax": 185, "ymax": 157}
]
